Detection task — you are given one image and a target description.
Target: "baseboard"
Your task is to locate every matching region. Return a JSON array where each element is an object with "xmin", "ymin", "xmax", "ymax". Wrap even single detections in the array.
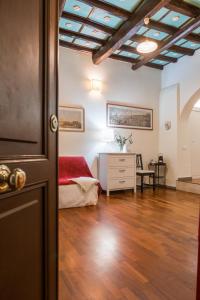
[
  {"xmin": 177, "ymin": 177, "xmax": 192, "ymax": 182},
  {"xmin": 165, "ymin": 185, "xmax": 176, "ymax": 190}
]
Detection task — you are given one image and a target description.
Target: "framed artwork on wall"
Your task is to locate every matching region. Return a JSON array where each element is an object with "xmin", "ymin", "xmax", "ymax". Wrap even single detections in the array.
[
  {"xmin": 107, "ymin": 103, "xmax": 153, "ymax": 130},
  {"xmin": 59, "ymin": 106, "xmax": 85, "ymax": 132}
]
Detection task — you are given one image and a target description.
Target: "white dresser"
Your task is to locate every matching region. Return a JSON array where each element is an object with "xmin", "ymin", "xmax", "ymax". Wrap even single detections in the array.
[{"xmin": 98, "ymin": 153, "xmax": 136, "ymax": 196}]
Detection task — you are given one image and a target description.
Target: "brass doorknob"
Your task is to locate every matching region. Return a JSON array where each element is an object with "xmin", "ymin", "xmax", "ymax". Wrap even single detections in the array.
[
  {"xmin": 0, "ymin": 165, "xmax": 26, "ymax": 193},
  {"xmin": 10, "ymin": 168, "xmax": 26, "ymax": 190},
  {"xmin": 0, "ymin": 165, "xmax": 11, "ymax": 193}
]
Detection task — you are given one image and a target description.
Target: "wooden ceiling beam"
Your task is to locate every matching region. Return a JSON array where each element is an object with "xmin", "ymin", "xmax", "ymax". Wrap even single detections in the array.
[
  {"xmin": 59, "ymin": 28, "xmax": 106, "ymax": 45},
  {"xmin": 106, "ymin": 54, "xmax": 164, "ymax": 69},
  {"xmin": 92, "ymin": 0, "xmax": 172, "ymax": 64},
  {"xmin": 147, "ymin": 19, "xmax": 175, "ymax": 35},
  {"xmin": 132, "ymin": 35, "xmax": 195, "ymax": 55},
  {"xmin": 59, "ymin": 30, "xmax": 177, "ymax": 63},
  {"xmin": 148, "ymin": 20, "xmax": 200, "ymax": 43},
  {"xmin": 62, "ymin": 11, "xmax": 114, "ymax": 35},
  {"xmin": 166, "ymin": 0, "xmax": 200, "ymax": 18},
  {"xmin": 59, "ymin": 40, "xmax": 93, "ymax": 53},
  {"xmin": 145, "ymin": 62, "xmax": 164, "ymax": 70},
  {"xmin": 78, "ymin": 0, "xmax": 130, "ymax": 19},
  {"xmin": 132, "ymin": 14, "xmax": 200, "ymax": 70},
  {"xmin": 110, "ymin": 55, "xmax": 163, "ymax": 69},
  {"xmin": 62, "ymin": 11, "xmax": 200, "ymax": 47},
  {"xmin": 60, "ymin": 28, "xmax": 195, "ymax": 56},
  {"xmin": 110, "ymin": 54, "xmax": 139, "ymax": 64},
  {"xmin": 59, "ymin": 40, "xmax": 163, "ymax": 70},
  {"xmin": 170, "ymin": 45, "xmax": 194, "ymax": 56},
  {"xmin": 120, "ymin": 45, "xmax": 177, "ymax": 63}
]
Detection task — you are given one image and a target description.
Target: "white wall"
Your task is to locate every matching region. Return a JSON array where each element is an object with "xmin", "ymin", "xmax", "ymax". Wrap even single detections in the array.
[
  {"xmin": 160, "ymin": 50, "xmax": 200, "ymax": 182},
  {"xmin": 159, "ymin": 84, "xmax": 179, "ymax": 187},
  {"xmin": 59, "ymin": 46, "xmax": 161, "ymax": 177},
  {"xmin": 189, "ymin": 110, "xmax": 200, "ymax": 178},
  {"xmin": 162, "ymin": 49, "xmax": 200, "ymax": 113}
]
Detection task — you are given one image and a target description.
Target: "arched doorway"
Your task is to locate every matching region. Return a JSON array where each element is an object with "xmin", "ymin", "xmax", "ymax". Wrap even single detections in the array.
[{"xmin": 178, "ymin": 88, "xmax": 200, "ymax": 180}]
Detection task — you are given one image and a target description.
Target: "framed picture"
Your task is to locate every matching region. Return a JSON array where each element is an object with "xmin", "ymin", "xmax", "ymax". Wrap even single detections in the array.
[
  {"xmin": 107, "ymin": 103, "xmax": 153, "ymax": 130},
  {"xmin": 59, "ymin": 106, "xmax": 85, "ymax": 132}
]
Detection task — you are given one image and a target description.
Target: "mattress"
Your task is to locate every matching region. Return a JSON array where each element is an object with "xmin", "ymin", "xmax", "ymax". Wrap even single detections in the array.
[{"xmin": 59, "ymin": 184, "xmax": 98, "ymax": 209}]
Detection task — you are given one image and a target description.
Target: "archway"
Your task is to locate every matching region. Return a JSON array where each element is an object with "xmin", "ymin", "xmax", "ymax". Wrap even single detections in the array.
[{"xmin": 178, "ymin": 88, "xmax": 200, "ymax": 179}]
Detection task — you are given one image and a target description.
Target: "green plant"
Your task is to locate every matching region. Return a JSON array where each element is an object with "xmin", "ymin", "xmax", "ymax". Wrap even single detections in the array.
[{"xmin": 114, "ymin": 133, "xmax": 133, "ymax": 151}]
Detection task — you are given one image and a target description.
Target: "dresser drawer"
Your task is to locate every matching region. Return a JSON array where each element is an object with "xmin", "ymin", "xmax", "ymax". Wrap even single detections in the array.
[
  {"xmin": 109, "ymin": 155, "xmax": 134, "ymax": 167},
  {"xmin": 109, "ymin": 178, "xmax": 134, "ymax": 190},
  {"xmin": 109, "ymin": 167, "xmax": 134, "ymax": 178}
]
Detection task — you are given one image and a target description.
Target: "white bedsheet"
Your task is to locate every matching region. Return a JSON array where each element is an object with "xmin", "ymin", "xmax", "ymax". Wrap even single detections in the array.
[
  {"xmin": 59, "ymin": 184, "xmax": 98, "ymax": 209},
  {"xmin": 71, "ymin": 177, "xmax": 99, "ymax": 192}
]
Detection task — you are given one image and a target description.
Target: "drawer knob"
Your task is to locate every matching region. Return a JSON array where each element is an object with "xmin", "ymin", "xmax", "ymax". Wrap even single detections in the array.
[
  {"xmin": 119, "ymin": 159, "xmax": 125, "ymax": 162},
  {"xmin": 119, "ymin": 169, "xmax": 125, "ymax": 173},
  {"xmin": 119, "ymin": 180, "xmax": 126, "ymax": 183}
]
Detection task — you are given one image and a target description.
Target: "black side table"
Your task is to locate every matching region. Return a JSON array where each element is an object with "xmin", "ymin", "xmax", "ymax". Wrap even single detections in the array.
[{"xmin": 148, "ymin": 162, "xmax": 167, "ymax": 187}]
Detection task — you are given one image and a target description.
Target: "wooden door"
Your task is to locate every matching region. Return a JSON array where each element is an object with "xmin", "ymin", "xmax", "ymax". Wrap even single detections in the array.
[{"xmin": 0, "ymin": 0, "xmax": 58, "ymax": 299}]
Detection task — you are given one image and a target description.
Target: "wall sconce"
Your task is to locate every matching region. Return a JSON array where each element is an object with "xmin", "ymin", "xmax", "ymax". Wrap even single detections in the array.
[
  {"xmin": 91, "ymin": 79, "xmax": 102, "ymax": 92},
  {"xmin": 164, "ymin": 121, "xmax": 171, "ymax": 130}
]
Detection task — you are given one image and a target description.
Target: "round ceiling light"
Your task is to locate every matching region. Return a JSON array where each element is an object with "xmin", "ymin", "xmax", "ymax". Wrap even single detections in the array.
[
  {"xmin": 65, "ymin": 22, "xmax": 72, "ymax": 28},
  {"xmin": 104, "ymin": 16, "xmax": 111, "ymax": 22},
  {"xmin": 172, "ymin": 15, "xmax": 180, "ymax": 22},
  {"xmin": 73, "ymin": 5, "xmax": 80, "ymax": 11},
  {"xmin": 136, "ymin": 40, "xmax": 158, "ymax": 54}
]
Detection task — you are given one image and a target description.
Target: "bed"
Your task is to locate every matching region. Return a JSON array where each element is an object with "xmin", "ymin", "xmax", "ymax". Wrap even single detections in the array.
[{"xmin": 59, "ymin": 156, "xmax": 100, "ymax": 209}]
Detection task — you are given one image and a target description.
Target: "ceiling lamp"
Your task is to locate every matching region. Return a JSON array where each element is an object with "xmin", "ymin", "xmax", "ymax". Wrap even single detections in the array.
[
  {"xmin": 172, "ymin": 15, "xmax": 180, "ymax": 22},
  {"xmin": 137, "ymin": 40, "xmax": 158, "ymax": 54},
  {"xmin": 73, "ymin": 5, "xmax": 80, "ymax": 11}
]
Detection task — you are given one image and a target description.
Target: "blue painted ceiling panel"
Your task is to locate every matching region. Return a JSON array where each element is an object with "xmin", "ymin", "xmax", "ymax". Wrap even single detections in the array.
[
  {"xmin": 64, "ymin": 0, "xmax": 92, "ymax": 18},
  {"xmin": 119, "ymin": 51, "xmax": 140, "ymax": 59},
  {"xmin": 161, "ymin": 11, "xmax": 191, "ymax": 28},
  {"xmin": 137, "ymin": 26, "xmax": 148, "ymax": 35},
  {"xmin": 161, "ymin": 50, "xmax": 168, "ymax": 54},
  {"xmin": 59, "ymin": 34, "xmax": 74, "ymax": 43},
  {"xmin": 59, "ymin": 18, "xmax": 82, "ymax": 32},
  {"xmin": 124, "ymin": 40, "xmax": 133, "ymax": 46},
  {"xmin": 102, "ymin": 0, "xmax": 142, "ymax": 12},
  {"xmin": 151, "ymin": 7, "xmax": 169, "ymax": 21},
  {"xmin": 59, "ymin": 0, "xmax": 200, "ymax": 68},
  {"xmin": 144, "ymin": 29, "xmax": 169, "ymax": 40},
  {"xmin": 175, "ymin": 38, "xmax": 187, "ymax": 46},
  {"xmin": 151, "ymin": 59, "xmax": 168, "ymax": 65},
  {"xmin": 165, "ymin": 51, "xmax": 184, "ymax": 58},
  {"xmin": 130, "ymin": 42, "xmax": 138, "ymax": 48},
  {"xmin": 182, "ymin": 41, "xmax": 200, "ymax": 49},
  {"xmin": 89, "ymin": 8, "xmax": 123, "ymax": 29},
  {"xmin": 114, "ymin": 50, "xmax": 121, "ymax": 54},
  {"xmin": 74, "ymin": 38, "xmax": 100, "ymax": 49},
  {"xmin": 81, "ymin": 25, "xmax": 109, "ymax": 40},
  {"xmin": 193, "ymin": 26, "xmax": 200, "ymax": 34}
]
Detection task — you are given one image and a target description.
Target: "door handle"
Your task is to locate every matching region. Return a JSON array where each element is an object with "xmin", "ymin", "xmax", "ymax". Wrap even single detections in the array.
[{"xmin": 0, "ymin": 165, "xmax": 26, "ymax": 193}]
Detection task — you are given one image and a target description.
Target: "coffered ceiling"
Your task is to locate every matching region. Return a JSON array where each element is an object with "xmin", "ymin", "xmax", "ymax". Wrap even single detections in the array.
[{"xmin": 59, "ymin": 0, "xmax": 200, "ymax": 70}]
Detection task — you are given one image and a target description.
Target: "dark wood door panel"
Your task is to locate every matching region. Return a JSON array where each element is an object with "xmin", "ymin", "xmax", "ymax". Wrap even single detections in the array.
[
  {"xmin": 0, "ymin": 0, "xmax": 58, "ymax": 298},
  {"xmin": 0, "ymin": 0, "xmax": 44, "ymax": 155},
  {"xmin": 0, "ymin": 187, "xmax": 45, "ymax": 300}
]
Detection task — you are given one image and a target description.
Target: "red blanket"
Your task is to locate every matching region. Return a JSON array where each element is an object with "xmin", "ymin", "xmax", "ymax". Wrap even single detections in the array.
[{"xmin": 58, "ymin": 156, "xmax": 99, "ymax": 187}]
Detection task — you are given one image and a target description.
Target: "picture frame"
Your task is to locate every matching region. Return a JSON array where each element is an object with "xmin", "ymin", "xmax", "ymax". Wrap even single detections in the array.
[
  {"xmin": 107, "ymin": 103, "xmax": 153, "ymax": 130},
  {"xmin": 59, "ymin": 106, "xmax": 85, "ymax": 132}
]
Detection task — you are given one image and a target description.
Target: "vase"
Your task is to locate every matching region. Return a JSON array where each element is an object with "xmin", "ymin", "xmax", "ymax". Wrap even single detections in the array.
[{"xmin": 122, "ymin": 144, "xmax": 127, "ymax": 153}]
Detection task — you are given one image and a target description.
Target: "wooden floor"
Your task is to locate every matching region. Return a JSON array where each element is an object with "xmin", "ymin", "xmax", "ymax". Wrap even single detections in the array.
[
  {"xmin": 59, "ymin": 189, "xmax": 199, "ymax": 300},
  {"xmin": 192, "ymin": 179, "xmax": 200, "ymax": 185}
]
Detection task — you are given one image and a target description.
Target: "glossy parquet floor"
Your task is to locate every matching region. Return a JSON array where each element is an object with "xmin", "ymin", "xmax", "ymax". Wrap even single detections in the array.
[
  {"xmin": 59, "ymin": 189, "xmax": 200, "ymax": 300},
  {"xmin": 191, "ymin": 179, "xmax": 200, "ymax": 185}
]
